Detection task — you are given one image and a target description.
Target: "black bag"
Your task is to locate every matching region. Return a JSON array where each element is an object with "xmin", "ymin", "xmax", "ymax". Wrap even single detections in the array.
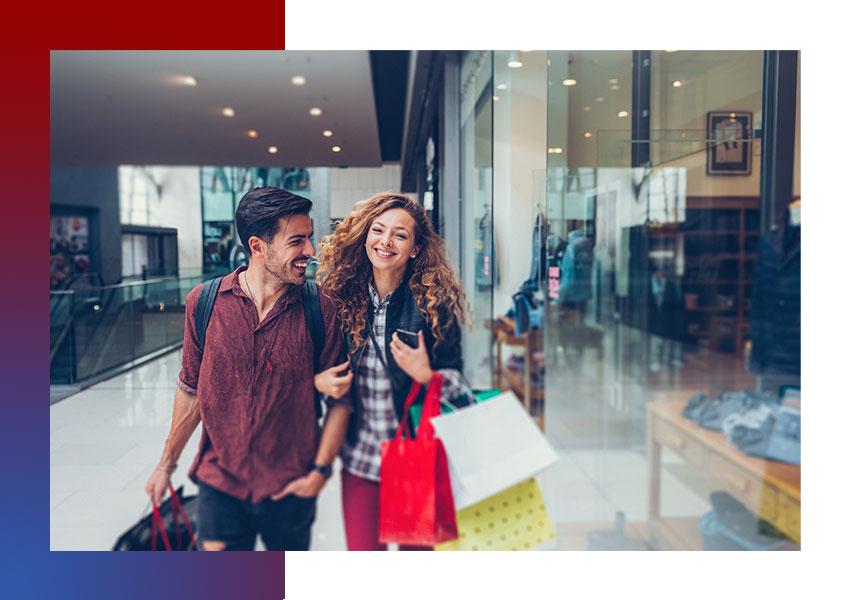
[{"xmin": 112, "ymin": 485, "xmax": 199, "ymax": 551}]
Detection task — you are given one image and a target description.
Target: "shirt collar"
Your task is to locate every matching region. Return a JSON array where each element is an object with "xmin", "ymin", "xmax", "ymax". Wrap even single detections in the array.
[
  {"xmin": 368, "ymin": 281, "xmax": 396, "ymax": 308},
  {"xmin": 222, "ymin": 265, "xmax": 302, "ymax": 307}
]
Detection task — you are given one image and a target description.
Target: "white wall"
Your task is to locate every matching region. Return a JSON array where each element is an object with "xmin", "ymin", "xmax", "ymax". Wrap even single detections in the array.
[
  {"xmin": 329, "ymin": 164, "xmax": 401, "ymax": 220},
  {"xmin": 120, "ymin": 166, "xmax": 203, "ymax": 272}
]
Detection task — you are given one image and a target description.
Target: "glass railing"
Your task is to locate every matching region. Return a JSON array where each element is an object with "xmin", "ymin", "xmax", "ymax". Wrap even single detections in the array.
[{"xmin": 49, "ymin": 274, "xmax": 210, "ymax": 386}]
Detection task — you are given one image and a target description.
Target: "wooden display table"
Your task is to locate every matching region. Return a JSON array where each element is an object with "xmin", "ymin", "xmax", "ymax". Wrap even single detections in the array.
[
  {"xmin": 647, "ymin": 400, "xmax": 800, "ymax": 550},
  {"xmin": 488, "ymin": 317, "xmax": 544, "ymax": 429}
]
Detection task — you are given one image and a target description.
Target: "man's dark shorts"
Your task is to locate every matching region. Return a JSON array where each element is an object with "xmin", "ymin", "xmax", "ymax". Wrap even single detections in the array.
[{"xmin": 197, "ymin": 480, "xmax": 317, "ymax": 551}]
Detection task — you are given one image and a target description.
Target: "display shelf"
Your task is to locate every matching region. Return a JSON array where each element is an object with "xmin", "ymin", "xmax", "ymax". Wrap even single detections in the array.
[{"xmin": 649, "ymin": 197, "xmax": 759, "ymax": 356}]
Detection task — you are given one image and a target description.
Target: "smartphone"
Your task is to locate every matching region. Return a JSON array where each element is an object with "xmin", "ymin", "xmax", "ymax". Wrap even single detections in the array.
[{"xmin": 395, "ymin": 328, "xmax": 420, "ymax": 349}]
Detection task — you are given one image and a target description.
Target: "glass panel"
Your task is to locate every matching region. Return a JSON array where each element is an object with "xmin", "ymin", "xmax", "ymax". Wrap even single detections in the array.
[
  {"xmin": 543, "ymin": 50, "xmax": 798, "ymax": 551},
  {"xmin": 50, "ymin": 275, "xmax": 207, "ymax": 384},
  {"xmin": 459, "ymin": 50, "xmax": 494, "ymax": 389}
]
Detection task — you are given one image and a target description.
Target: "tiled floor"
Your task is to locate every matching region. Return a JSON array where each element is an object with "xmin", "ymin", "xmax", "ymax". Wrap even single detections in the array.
[{"xmin": 51, "ymin": 324, "xmax": 746, "ymax": 550}]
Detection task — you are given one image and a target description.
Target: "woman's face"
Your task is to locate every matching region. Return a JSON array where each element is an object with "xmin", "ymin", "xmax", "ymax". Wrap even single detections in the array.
[{"xmin": 364, "ymin": 208, "xmax": 419, "ymax": 275}]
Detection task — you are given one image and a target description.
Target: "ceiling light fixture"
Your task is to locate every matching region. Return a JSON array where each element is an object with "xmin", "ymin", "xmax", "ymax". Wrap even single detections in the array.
[
  {"xmin": 618, "ymin": 111, "xmax": 629, "ymax": 118},
  {"xmin": 584, "ymin": 132, "xmax": 592, "ymax": 138},
  {"xmin": 323, "ymin": 130, "xmax": 333, "ymax": 137},
  {"xmin": 609, "ymin": 79, "xmax": 619, "ymax": 84},
  {"xmin": 563, "ymin": 79, "xmax": 577, "ymax": 86},
  {"xmin": 507, "ymin": 51, "xmax": 523, "ymax": 69},
  {"xmin": 268, "ymin": 146, "xmax": 278, "ymax": 154},
  {"xmin": 222, "ymin": 107, "xmax": 236, "ymax": 117},
  {"xmin": 493, "ymin": 95, "xmax": 500, "ymax": 101},
  {"xmin": 332, "ymin": 146, "xmax": 341, "ymax": 153},
  {"xmin": 584, "ymin": 106, "xmax": 592, "ymax": 112},
  {"xmin": 183, "ymin": 76, "xmax": 198, "ymax": 87},
  {"xmin": 290, "ymin": 75, "xmax": 307, "ymax": 86},
  {"xmin": 248, "ymin": 130, "xmax": 259, "ymax": 138},
  {"xmin": 610, "ymin": 84, "xmax": 620, "ymax": 91},
  {"xmin": 547, "ymin": 148, "xmax": 563, "ymax": 154},
  {"xmin": 595, "ymin": 97, "xmax": 605, "ymax": 103},
  {"xmin": 496, "ymin": 83, "xmax": 507, "ymax": 90},
  {"xmin": 673, "ymin": 80, "xmax": 683, "ymax": 87},
  {"xmin": 309, "ymin": 107, "xmax": 322, "ymax": 116}
]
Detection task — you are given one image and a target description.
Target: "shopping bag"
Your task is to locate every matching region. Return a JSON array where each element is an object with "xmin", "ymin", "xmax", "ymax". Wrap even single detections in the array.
[
  {"xmin": 430, "ymin": 390, "xmax": 558, "ymax": 509},
  {"xmin": 409, "ymin": 387, "xmax": 501, "ymax": 431},
  {"xmin": 436, "ymin": 477, "xmax": 555, "ymax": 551},
  {"xmin": 378, "ymin": 372, "xmax": 459, "ymax": 546},
  {"xmin": 112, "ymin": 484, "xmax": 199, "ymax": 551}
]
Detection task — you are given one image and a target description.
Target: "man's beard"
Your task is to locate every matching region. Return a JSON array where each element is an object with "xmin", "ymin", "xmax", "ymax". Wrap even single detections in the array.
[{"xmin": 264, "ymin": 252, "xmax": 308, "ymax": 285}]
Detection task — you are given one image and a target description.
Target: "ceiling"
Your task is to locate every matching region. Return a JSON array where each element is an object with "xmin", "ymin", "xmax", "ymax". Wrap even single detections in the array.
[{"xmin": 50, "ymin": 51, "xmax": 406, "ymax": 168}]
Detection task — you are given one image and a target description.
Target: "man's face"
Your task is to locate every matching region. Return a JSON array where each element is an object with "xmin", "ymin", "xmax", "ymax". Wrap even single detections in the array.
[{"xmin": 262, "ymin": 214, "xmax": 315, "ymax": 285}]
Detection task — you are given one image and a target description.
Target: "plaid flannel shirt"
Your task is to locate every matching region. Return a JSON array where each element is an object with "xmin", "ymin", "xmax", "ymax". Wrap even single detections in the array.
[{"xmin": 340, "ymin": 283, "xmax": 463, "ymax": 482}]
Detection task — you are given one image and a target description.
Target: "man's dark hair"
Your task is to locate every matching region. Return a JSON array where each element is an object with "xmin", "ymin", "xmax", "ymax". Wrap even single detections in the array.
[{"xmin": 235, "ymin": 187, "xmax": 312, "ymax": 255}]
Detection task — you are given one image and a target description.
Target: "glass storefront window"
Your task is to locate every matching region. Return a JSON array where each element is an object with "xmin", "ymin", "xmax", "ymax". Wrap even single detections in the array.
[{"xmin": 460, "ymin": 49, "xmax": 799, "ymax": 550}]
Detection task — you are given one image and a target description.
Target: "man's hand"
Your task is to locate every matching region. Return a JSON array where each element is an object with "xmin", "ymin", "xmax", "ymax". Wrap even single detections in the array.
[
  {"xmin": 144, "ymin": 468, "xmax": 172, "ymax": 507},
  {"xmin": 271, "ymin": 470, "xmax": 326, "ymax": 501},
  {"xmin": 314, "ymin": 360, "xmax": 352, "ymax": 399},
  {"xmin": 390, "ymin": 330, "xmax": 434, "ymax": 385}
]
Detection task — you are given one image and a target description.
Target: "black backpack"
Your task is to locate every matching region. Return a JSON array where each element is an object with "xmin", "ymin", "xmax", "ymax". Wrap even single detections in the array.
[{"xmin": 194, "ymin": 276, "xmax": 325, "ymax": 421}]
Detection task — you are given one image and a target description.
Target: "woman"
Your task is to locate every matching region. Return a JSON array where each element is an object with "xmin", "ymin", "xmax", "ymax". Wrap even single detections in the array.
[{"xmin": 314, "ymin": 192, "xmax": 469, "ymax": 551}]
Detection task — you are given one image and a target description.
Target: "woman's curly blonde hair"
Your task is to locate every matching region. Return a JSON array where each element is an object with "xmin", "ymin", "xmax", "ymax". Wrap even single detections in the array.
[{"xmin": 317, "ymin": 192, "xmax": 469, "ymax": 354}]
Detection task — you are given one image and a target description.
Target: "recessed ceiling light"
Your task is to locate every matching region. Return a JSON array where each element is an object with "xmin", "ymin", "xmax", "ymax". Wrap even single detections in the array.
[
  {"xmin": 309, "ymin": 107, "xmax": 322, "ymax": 116},
  {"xmin": 595, "ymin": 97, "xmax": 605, "ymax": 103},
  {"xmin": 248, "ymin": 130, "xmax": 258, "ymax": 138},
  {"xmin": 493, "ymin": 95, "xmax": 500, "ymax": 101},
  {"xmin": 563, "ymin": 79, "xmax": 577, "ymax": 86},
  {"xmin": 507, "ymin": 50, "xmax": 522, "ymax": 69},
  {"xmin": 496, "ymin": 83, "xmax": 507, "ymax": 90},
  {"xmin": 673, "ymin": 80, "xmax": 683, "ymax": 87},
  {"xmin": 665, "ymin": 50, "xmax": 679, "ymax": 53},
  {"xmin": 584, "ymin": 132, "xmax": 592, "ymax": 138},
  {"xmin": 618, "ymin": 111, "xmax": 629, "ymax": 118},
  {"xmin": 609, "ymin": 79, "xmax": 619, "ymax": 84},
  {"xmin": 268, "ymin": 146, "xmax": 278, "ymax": 154},
  {"xmin": 183, "ymin": 76, "xmax": 198, "ymax": 87},
  {"xmin": 584, "ymin": 106, "xmax": 592, "ymax": 112},
  {"xmin": 547, "ymin": 148, "xmax": 563, "ymax": 154},
  {"xmin": 323, "ymin": 130, "xmax": 333, "ymax": 137},
  {"xmin": 222, "ymin": 107, "xmax": 236, "ymax": 117},
  {"xmin": 610, "ymin": 84, "xmax": 620, "ymax": 91},
  {"xmin": 290, "ymin": 75, "xmax": 307, "ymax": 86},
  {"xmin": 332, "ymin": 146, "xmax": 341, "ymax": 153}
]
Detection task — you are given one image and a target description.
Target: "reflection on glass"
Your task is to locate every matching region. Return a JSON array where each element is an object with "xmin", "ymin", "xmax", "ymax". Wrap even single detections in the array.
[{"xmin": 542, "ymin": 50, "xmax": 799, "ymax": 550}]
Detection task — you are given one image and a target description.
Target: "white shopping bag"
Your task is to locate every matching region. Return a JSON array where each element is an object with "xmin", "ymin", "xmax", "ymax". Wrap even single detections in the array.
[{"xmin": 430, "ymin": 391, "xmax": 558, "ymax": 510}]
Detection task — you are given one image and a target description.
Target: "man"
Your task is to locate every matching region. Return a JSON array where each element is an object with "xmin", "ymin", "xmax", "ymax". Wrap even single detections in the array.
[{"xmin": 145, "ymin": 187, "xmax": 353, "ymax": 551}]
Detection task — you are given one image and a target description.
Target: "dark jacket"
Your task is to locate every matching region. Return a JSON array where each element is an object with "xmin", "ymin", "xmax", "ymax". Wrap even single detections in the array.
[{"xmin": 344, "ymin": 276, "xmax": 463, "ymax": 444}]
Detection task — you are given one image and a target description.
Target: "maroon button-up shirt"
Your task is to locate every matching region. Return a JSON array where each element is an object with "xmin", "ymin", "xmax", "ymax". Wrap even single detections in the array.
[{"xmin": 178, "ymin": 266, "xmax": 351, "ymax": 502}]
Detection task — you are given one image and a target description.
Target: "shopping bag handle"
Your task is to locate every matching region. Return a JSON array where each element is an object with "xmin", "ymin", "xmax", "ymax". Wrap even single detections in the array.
[
  {"xmin": 168, "ymin": 483, "xmax": 199, "ymax": 550},
  {"xmin": 151, "ymin": 502, "xmax": 172, "ymax": 551},
  {"xmin": 395, "ymin": 371, "xmax": 444, "ymax": 441}
]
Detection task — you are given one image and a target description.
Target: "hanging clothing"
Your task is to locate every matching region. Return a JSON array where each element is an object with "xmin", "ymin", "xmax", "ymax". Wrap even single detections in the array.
[
  {"xmin": 749, "ymin": 216, "xmax": 801, "ymax": 375},
  {"xmin": 559, "ymin": 229, "xmax": 594, "ymax": 303}
]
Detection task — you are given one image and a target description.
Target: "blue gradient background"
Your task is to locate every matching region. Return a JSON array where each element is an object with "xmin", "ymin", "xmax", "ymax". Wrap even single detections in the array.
[{"xmin": 2, "ymin": 1, "xmax": 288, "ymax": 598}]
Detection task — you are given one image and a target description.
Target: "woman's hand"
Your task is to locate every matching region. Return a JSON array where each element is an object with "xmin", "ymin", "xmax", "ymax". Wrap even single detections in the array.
[
  {"xmin": 390, "ymin": 330, "xmax": 433, "ymax": 385},
  {"xmin": 314, "ymin": 360, "xmax": 352, "ymax": 399}
]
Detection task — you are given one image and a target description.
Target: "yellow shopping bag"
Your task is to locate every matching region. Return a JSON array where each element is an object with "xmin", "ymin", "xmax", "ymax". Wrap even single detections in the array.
[{"xmin": 435, "ymin": 478, "xmax": 555, "ymax": 551}]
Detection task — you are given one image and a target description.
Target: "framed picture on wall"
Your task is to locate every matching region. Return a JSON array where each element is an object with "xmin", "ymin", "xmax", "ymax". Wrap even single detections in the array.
[{"xmin": 706, "ymin": 111, "xmax": 753, "ymax": 176}]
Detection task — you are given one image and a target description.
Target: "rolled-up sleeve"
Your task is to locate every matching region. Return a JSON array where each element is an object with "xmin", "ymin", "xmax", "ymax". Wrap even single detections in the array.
[
  {"xmin": 177, "ymin": 284, "xmax": 204, "ymax": 395},
  {"xmin": 318, "ymin": 287, "xmax": 353, "ymax": 412},
  {"xmin": 438, "ymin": 368, "xmax": 466, "ymax": 406}
]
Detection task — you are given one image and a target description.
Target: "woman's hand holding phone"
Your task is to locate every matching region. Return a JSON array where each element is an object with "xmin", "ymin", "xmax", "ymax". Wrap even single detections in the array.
[{"xmin": 390, "ymin": 330, "xmax": 434, "ymax": 385}]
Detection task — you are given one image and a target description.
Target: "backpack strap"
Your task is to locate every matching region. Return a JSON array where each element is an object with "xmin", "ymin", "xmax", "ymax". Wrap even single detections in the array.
[
  {"xmin": 301, "ymin": 280, "xmax": 325, "ymax": 421},
  {"xmin": 195, "ymin": 276, "xmax": 223, "ymax": 355}
]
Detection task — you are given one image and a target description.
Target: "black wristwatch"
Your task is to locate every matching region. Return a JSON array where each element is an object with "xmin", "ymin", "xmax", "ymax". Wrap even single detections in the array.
[{"xmin": 311, "ymin": 463, "xmax": 332, "ymax": 479}]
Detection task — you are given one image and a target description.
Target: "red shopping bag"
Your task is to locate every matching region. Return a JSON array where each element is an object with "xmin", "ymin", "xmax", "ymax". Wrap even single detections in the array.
[{"xmin": 378, "ymin": 372, "xmax": 459, "ymax": 546}]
